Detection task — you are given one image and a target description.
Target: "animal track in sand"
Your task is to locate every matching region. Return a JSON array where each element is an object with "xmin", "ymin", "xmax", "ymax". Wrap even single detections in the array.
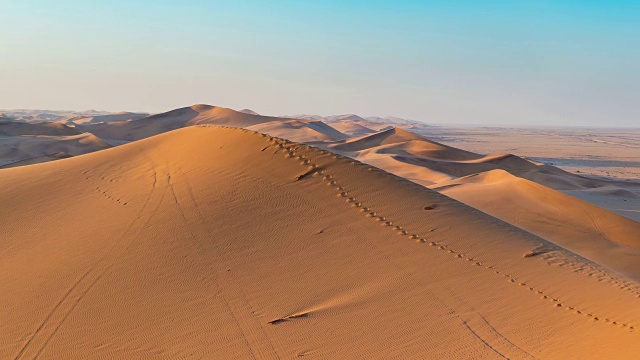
[
  {"xmin": 259, "ymin": 129, "xmax": 639, "ymax": 333},
  {"xmin": 268, "ymin": 312, "xmax": 309, "ymax": 325},
  {"xmin": 92, "ymin": 182, "xmax": 127, "ymax": 206}
]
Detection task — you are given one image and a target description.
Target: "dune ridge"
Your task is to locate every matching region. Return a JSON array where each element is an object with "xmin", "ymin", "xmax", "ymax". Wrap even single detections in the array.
[
  {"xmin": 4, "ymin": 104, "xmax": 636, "ymax": 284},
  {"xmin": 1, "ymin": 125, "xmax": 640, "ymax": 358},
  {"xmin": 78, "ymin": 104, "xmax": 318, "ymax": 141},
  {"xmin": 5, "ymin": 104, "xmax": 636, "ymax": 282}
]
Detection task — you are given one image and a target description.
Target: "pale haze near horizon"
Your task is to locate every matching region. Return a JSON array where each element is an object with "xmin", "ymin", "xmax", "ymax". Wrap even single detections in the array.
[{"xmin": 1, "ymin": 1, "xmax": 639, "ymax": 127}]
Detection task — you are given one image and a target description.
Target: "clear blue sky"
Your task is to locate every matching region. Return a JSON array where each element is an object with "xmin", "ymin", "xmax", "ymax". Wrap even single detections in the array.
[{"xmin": 1, "ymin": 1, "xmax": 639, "ymax": 126}]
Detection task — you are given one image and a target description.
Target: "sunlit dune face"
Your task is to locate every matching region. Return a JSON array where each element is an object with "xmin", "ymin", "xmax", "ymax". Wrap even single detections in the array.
[{"xmin": 1, "ymin": 125, "xmax": 639, "ymax": 359}]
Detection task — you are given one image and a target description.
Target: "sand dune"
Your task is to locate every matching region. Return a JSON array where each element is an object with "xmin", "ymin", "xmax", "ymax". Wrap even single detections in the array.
[
  {"xmin": 333, "ymin": 128, "xmax": 479, "ymax": 160},
  {"xmin": 324, "ymin": 114, "xmax": 367, "ymax": 122},
  {"xmin": 434, "ymin": 169, "xmax": 640, "ymax": 280},
  {"xmin": 0, "ymin": 109, "xmax": 112, "ymax": 122},
  {"xmin": 331, "ymin": 128, "xmax": 428, "ymax": 151},
  {"xmin": 318, "ymin": 127, "xmax": 640, "ymax": 279},
  {"xmin": 330, "ymin": 128, "xmax": 604, "ymax": 189},
  {"xmin": 1, "ymin": 125, "xmax": 640, "ymax": 359},
  {"xmin": 238, "ymin": 109, "xmax": 260, "ymax": 115},
  {"xmin": 393, "ymin": 153, "xmax": 604, "ymax": 190},
  {"xmin": 0, "ymin": 132, "xmax": 112, "ymax": 168},
  {"xmin": 362, "ymin": 116, "xmax": 417, "ymax": 125},
  {"xmin": 247, "ymin": 119, "xmax": 349, "ymax": 142},
  {"xmin": 281, "ymin": 114, "xmax": 324, "ymax": 121},
  {"xmin": 329, "ymin": 121, "xmax": 376, "ymax": 137},
  {"xmin": 78, "ymin": 104, "xmax": 298, "ymax": 141},
  {"xmin": 63, "ymin": 112, "xmax": 149, "ymax": 126},
  {"xmin": 0, "ymin": 120, "xmax": 80, "ymax": 137},
  {"xmin": 0, "ymin": 119, "xmax": 111, "ymax": 167},
  {"xmin": 326, "ymin": 128, "xmax": 524, "ymax": 185}
]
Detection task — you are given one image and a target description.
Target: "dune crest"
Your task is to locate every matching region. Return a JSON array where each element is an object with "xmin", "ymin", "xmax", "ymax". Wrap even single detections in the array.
[
  {"xmin": 77, "ymin": 104, "xmax": 330, "ymax": 142},
  {"xmin": 1, "ymin": 125, "xmax": 640, "ymax": 358}
]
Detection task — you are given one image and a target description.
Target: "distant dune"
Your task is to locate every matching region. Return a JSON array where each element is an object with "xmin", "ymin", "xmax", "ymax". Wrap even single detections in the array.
[
  {"xmin": 281, "ymin": 114, "xmax": 324, "ymax": 121},
  {"xmin": 63, "ymin": 112, "xmax": 149, "ymax": 126},
  {"xmin": 0, "ymin": 120, "xmax": 80, "ymax": 136},
  {"xmin": 78, "ymin": 104, "xmax": 313, "ymax": 141},
  {"xmin": 329, "ymin": 121, "xmax": 376, "ymax": 137},
  {"xmin": 247, "ymin": 119, "xmax": 349, "ymax": 142},
  {"xmin": 0, "ymin": 120, "xmax": 111, "ymax": 167},
  {"xmin": 281, "ymin": 114, "xmax": 416, "ymax": 126},
  {"xmin": 2, "ymin": 125, "xmax": 640, "ymax": 358},
  {"xmin": 0, "ymin": 109, "xmax": 111, "ymax": 122},
  {"xmin": 238, "ymin": 108, "xmax": 260, "ymax": 115},
  {"xmin": 331, "ymin": 128, "xmax": 477, "ymax": 160},
  {"xmin": 317, "ymin": 126, "xmax": 640, "ymax": 280},
  {"xmin": 330, "ymin": 128, "xmax": 605, "ymax": 189},
  {"xmin": 324, "ymin": 113, "xmax": 367, "ymax": 122},
  {"xmin": 0, "ymin": 132, "xmax": 112, "ymax": 168}
]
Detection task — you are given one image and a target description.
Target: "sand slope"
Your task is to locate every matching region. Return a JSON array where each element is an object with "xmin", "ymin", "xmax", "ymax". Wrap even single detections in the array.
[
  {"xmin": 1, "ymin": 126, "xmax": 640, "ymax": 359},
  {"xmin": 323, "ymin": 128, "xmax": 640, "ymax": 279},
  {"xmin": 435, "ymin": 169, "xmax": 640, "ymax": 279}
]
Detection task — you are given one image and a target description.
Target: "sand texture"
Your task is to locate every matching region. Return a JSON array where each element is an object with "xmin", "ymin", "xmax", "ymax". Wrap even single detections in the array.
[
  {"xmin": 317, "ymin": 128, "xmax": 640, "ymax": 280},
  {"xmin": 2, "ymin": 125, "xmax": 640, "ymax": 359}
]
